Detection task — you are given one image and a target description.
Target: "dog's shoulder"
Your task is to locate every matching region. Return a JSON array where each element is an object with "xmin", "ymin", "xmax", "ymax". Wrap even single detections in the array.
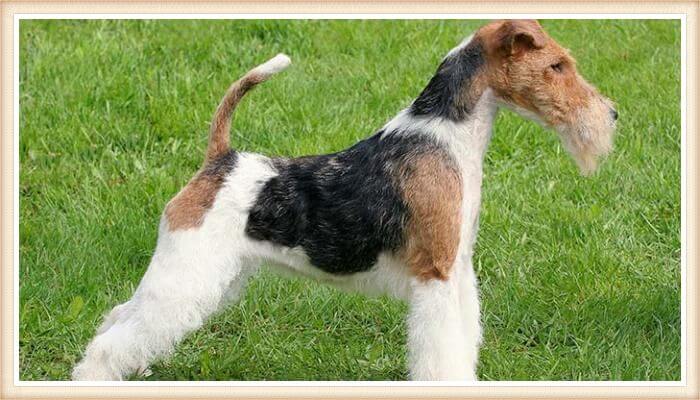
[{"xmin": 396, "ymin": 147, "xmax": 463, "ymax": 281}]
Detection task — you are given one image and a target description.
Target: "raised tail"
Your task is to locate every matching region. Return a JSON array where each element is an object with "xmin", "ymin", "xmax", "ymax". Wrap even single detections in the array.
[{"xmin": 206, "ymin": 53, "xmax": 292, "ymax": 163}]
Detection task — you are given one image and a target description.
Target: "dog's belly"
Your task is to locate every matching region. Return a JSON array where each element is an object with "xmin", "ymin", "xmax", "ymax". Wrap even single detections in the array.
[{"xmin": 260, "ymin": 244, "xmax": 413, "ymax": 299}]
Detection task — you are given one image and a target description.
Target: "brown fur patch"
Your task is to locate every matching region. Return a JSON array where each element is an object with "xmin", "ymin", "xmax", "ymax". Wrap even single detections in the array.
[
  {"xmin": 461, "ymin": 67, "xmax": 489, "ymax": 113},
  {"xmin": 164, "ymin": 164, "xmax": 230, "ymax": 231},
  {"xmin": 477, "ymin": 20, "xmax": 594, "ymax": 126},
  {"xmin": 166, "ymin": 70, "xmax": 267, "ymax": 231},
  {"xmin": 475, "ymin": 20, "xmax": 615, "ymax": 174},
  {"xmin": 398, "ymin": 153, "xmax": 463, "ymax": 281},
  {"xmin": 206, "ymin": 74, "xmax": 263, "ymax": 163}
]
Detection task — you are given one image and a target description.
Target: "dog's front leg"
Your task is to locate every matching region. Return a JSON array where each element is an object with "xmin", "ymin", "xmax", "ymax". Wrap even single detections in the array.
[
  {"xmin": 406, "ymin": 271, "xmax": 476, "ymax": 381},
  {"xmin": 457, "ymin": 256, "xmax": 482, "ymax": 379}
]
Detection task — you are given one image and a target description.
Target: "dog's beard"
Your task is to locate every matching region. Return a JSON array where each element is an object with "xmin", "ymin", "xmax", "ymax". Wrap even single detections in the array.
[{"xmin": 556, "ymin": 100, "xmax": 616, "ymax": 175}]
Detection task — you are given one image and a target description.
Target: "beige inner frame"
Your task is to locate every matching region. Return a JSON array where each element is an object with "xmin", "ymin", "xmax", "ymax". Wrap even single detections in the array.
[{"xmin": 1, "ymin": 1, "xmax": 696, "ymax": 399}]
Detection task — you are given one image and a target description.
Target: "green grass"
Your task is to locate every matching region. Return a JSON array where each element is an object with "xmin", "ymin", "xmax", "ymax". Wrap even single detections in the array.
[{"xmin": 18, "ymin": 19, "xmax": 681, "ymax": 381}]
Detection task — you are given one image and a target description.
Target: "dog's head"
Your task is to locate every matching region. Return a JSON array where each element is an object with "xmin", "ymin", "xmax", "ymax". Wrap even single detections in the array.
[{"xmin": 476, "ymin": 20, "xmax": 617, "ymax": 175}]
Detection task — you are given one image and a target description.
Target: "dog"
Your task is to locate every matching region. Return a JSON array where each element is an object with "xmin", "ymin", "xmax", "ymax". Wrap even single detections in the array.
[{"xmin": 72, "ymin": 19, "xmax": 617, "ymax": 381}]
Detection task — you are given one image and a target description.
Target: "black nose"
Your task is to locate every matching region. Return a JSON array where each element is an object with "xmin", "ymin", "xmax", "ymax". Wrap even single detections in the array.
[{"xmin": 610, "ymin": 108, "xmax": 618, "ymax": 121}]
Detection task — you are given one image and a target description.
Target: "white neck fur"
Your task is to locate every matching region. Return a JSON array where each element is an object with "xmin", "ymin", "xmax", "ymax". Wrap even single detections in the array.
[{"xmin": 382, "ymin": 89, "xmax": 499, "ymax": 173}]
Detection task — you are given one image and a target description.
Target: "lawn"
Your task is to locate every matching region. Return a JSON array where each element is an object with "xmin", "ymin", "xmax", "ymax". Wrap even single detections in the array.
[{"xmin": 18, "ymin": 19, "xmax": 681, "ymax": 381}]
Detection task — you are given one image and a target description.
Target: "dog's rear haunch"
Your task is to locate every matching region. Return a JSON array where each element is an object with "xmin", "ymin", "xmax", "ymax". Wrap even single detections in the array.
[{"xmin": 72, "ymin": 20, "xmax": 616, "ymax": 381}]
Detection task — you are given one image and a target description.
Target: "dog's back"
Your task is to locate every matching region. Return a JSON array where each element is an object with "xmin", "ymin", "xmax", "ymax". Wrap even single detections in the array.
[{"xmin": 245, "ymin": 130, "xmax": 456, "ymax": 275}]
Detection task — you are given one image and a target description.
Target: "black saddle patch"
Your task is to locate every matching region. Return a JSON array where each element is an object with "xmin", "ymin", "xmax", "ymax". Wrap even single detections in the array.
[{"xmin": 244, "ymin": 131, "xmax": 444, "ymax": 274}]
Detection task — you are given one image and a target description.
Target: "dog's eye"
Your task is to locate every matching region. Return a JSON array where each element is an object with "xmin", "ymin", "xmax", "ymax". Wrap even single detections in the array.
[{"xmin": 550, "ymin": 62, "xmax": 564, "ymax": 73}]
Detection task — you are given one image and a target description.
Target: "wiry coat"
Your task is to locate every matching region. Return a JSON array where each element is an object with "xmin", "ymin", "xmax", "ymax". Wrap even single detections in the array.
[{"xmin": 72, "ymin": 20, "xmax": 617, "ymax": 382}]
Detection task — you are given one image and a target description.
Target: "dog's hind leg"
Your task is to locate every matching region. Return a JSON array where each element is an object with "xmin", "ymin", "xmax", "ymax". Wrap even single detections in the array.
[
  {"xmin": 218, "ymin": 263, "xmax": 260, "ymax": 310},
  {"xmin": 71, "ymin": 224, "xmax": 255, "ymax": 381},
  {"xmin": 71, "ymin": 53, "xmax": 287, "ymax": 381}
]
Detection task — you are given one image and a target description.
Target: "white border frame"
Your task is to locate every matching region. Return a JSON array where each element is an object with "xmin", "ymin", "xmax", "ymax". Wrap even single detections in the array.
[{"xmin": 12, "ymin": 12, "xmax": 688, "ymax": 388}]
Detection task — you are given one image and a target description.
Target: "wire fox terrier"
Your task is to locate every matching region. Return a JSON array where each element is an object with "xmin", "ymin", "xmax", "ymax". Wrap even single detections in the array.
[{"xmin": 73, "ymin": 20, "xmax": 617, "ymax": 381}]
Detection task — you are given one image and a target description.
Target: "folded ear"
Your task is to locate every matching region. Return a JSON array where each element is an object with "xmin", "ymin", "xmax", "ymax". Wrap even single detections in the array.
[{"xmin": 494, "ymin": 19, "xmax": 547, "ymax": 56}]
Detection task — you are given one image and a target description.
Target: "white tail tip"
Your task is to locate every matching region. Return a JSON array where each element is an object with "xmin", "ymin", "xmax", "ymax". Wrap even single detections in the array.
[{"xmin": 253, "ymin": 53, "xmax": 292, "ymax": 76}]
